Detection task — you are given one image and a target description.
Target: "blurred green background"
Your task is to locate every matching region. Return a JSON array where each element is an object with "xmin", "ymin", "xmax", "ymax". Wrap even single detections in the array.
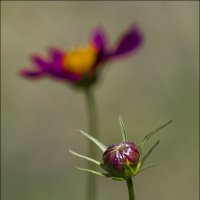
[{"xmin": 1, "ymin": 1, "xmax": 199, "ymax": 200}]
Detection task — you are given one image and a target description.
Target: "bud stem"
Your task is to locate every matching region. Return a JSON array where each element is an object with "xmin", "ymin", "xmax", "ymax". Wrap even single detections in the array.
[
  {"xmin": 84, "ymin": 87, "xmax": 98, "ymax": 200},
  {"xmin": 126, "ymin": 178, "xmax": 135, "ymax": 200}
]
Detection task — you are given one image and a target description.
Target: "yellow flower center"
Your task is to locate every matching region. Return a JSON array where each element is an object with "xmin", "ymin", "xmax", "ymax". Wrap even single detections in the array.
[{"xmin": 63, "ymin": 44, "xmax": 98, "ymax": 75}]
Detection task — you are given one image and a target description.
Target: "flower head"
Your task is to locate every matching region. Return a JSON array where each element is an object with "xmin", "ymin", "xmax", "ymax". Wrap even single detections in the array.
[
  {"xmin": 103, "ymin": 142, "xmax": 140, "ymax": 178},
  {"xmin": 69, "ymin": 116, "xmax": 173, "ymax": 181},
  {"xmin": 20, "ymin": 25, "xmax": 143, "ymax": 88}
]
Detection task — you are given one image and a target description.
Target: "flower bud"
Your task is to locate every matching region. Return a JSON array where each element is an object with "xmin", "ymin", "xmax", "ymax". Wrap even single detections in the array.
[{"xmin": 103, "ymin": 142, "xmax": 140, "ymax": 178}]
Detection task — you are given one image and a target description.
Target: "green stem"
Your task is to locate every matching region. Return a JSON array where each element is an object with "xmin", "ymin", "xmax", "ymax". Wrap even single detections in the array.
[
  {"xmin": 84, "ymin": 87, "xmax": 98, "ymax": 200},
  {"xmin": 126, "ymin": 178, "xmax": 135, "ymax": 200}
]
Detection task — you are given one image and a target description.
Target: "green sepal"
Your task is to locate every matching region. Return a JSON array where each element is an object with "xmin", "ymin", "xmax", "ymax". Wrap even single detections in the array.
[
  {"xmin": 140, "ymin": 140, "xmax": 160, "ymax": 167},
  {"xmin": 69, "ymin": 149, "xmax": 101, "ymax": 165},
  {"xmin": 124, "ymin": 165, "xmax": 134, "ymax": 179},
  {"xmin": 134, "ymin": 163, "xmax": 157, "ymax": 176},
  {"xmin": 118, "ymin": 115, "xmax": 128, "ymax": 142},
  {"xmin": 79, "ymin": 130, "xmax": 107, "ymax": 152},
  {"xmin": 108, "ymin": 176, "xmax": 124, "ymax": 181},
  {"xmin": 138, "ymin": 120, "xmax": 173, "ymax": 153},
  {"xmin": 76, "ymin": 167, "xmax": 124, "ymax": 181},
  {"xmin": 100, "ymin": 171, "xmax": 123, "ymax": 180},
  {"xmin": 76, "ymin": 167, "xmax": 107, "ymax": 177}
]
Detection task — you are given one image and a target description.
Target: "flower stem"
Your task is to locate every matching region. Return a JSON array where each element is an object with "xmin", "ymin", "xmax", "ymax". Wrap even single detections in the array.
[
  {"xmin": 126, "ymin": 178, "xmax": 135, "ymax": 200},
  {"xmin": 84, "ymin": 87, "xmax": 98, "ymax": 200}
]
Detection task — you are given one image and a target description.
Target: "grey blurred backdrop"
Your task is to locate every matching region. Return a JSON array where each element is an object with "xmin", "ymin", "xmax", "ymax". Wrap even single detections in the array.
[{"xmin": 1, "ymin": 1, "xmax": 199, "ymax": 200}]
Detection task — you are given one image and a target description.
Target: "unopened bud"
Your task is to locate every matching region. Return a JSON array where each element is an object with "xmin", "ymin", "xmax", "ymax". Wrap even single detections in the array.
[{"xmin": 103, "ymin": 142, "xmax": 140, "ymax": 178}]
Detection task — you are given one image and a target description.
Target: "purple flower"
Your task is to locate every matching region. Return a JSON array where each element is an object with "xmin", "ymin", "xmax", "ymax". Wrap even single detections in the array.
[{"xmin": 20, "ymin": 25, "xmax": 143, "ymax": 87}]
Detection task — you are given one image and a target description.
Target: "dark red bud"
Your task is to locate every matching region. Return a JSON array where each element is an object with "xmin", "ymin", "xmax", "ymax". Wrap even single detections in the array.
[{"xmin": 103, "ymin": 142, "xmax": 140, "ymax": 177}]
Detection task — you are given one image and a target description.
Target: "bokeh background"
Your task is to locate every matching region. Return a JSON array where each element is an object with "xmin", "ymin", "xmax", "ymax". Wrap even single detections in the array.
[{"xmin": 1, "ymin": 1, "xmax": 199, "ymax": 200}]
